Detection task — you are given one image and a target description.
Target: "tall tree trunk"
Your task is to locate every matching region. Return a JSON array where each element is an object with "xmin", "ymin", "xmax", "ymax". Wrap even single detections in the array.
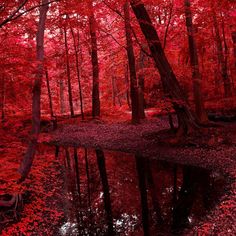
[
  {"xmin": 184, "ymin": 0, "xmax": 208, "ymax": 123},
  {"xmin": 138, "ymin": 49, "xmax": 146, "ymax": 119},
  {"xmin": 59, "ymin": 77, "xmax": 66, "ymax": 114},
  {"xmin": 64, "ymin": 25, "xmax": 74, "ymax": 117},
  {"xmin": 211, "ymin": 4, "xmax": 232, "ymax": 97},
  {"xmin": 70, "ymin": 27, "xmax": 85, "ymax": 120},
  {"xmin": 124, "ymin": 1, "xmax": 140, "ymax": 124},
  {"xmin": 45, "ymin": 69, "xmax": 54, "ymax": 118},
  {"xmin": 130, "ymin": 0, "xmax": 197, "ymax": 135},
  {"xmin": 19, "ymin": 0, "xmax": 49, "ymax": 180},
  {"xmin": 88, "ymin": 1, "xmax": 100, "ymax": 118}
]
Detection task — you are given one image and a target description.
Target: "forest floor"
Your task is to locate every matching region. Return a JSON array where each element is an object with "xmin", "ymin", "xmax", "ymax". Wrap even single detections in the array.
[{"xmin": 0, "ymin": 108, "xmax": 236, "ymax": 235}]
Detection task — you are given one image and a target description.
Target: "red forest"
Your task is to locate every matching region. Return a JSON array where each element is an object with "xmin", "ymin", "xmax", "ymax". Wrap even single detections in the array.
[{"xmin": 0, "ymin": 0, "xmax": 236, "ymax": 235}]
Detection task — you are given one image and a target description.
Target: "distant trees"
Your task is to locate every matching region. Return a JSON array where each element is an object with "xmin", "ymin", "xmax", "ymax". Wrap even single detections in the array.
[
  {"xmin": 211, "ymin": 0, "xmax": 232, "ymax": 98},
  {"xmin": 184, "ymin": 0, "xmax": 207, "ymax": 123}
]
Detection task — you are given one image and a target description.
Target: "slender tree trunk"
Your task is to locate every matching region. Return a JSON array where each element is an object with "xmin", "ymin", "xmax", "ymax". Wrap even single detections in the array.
[
  {"xmin": 59, "ymin": 78, "xmax": 65, "ymax": 114},
  {"xmin": 221, "ymin": 15, "xmax": 232, "ymax": 95},
  {"xmin": 88, "ymin": 1, "xmax": 100, "ymax": 118},
  {"xmin": 70, "ymin": 27, "xmax": 85, "ymax": 120},
  {"xmin": 184, "ymin": 0, "xmax": 208, "ymax": 123},
  {"xmin": 124, "ymin": 1, "xmax": 140, "ymax": 124},
  {"xmin": 112, "ymin": 76, "xmax": 122, "ymax": 107},
  {"xmin": 138, "ymin": 49, "xmax": 146, "ymax": 119},
  {"xmin": 125, "ymin": 64, "xmax": 131, "ymax": 109},
  {"xmin": 130, "ymin": 0, "xmax": 197, "ymax": 134},
  {"xmin": 163, "ymin": 1, "xmax": 173, "ymax": 50},
  {"xmin": 64, "ymin": 25, "xmax": 74, "ymax": 117},
  {"xmin": 95, "ymin": 150, "xmax": 114, "ymax": 235},
  {"xmin": 45, "ymin": 69, "xmax": 54, "ymax": 118},
  {"xmin": 211, "ymin": 4, "xmax": 232, "ymax": 97},
  {"xmin": 19, "ymin": 0, "xmax": 49, "ymax": 180}
]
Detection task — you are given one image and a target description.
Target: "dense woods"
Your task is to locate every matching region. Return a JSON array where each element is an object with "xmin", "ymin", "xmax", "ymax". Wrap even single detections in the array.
[{"xmin": 0, "ymin": 0, "xmax": 236, "ymax": 235}]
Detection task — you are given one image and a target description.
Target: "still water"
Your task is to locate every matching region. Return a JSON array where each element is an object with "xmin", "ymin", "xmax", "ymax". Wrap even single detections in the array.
[{"xmin": 56, "ymin": 147, "xmax": 225, "ymax": 236}]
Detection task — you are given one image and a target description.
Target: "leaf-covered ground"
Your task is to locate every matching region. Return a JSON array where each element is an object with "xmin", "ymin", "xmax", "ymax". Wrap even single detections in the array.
[
  {"xmin": 0, "ymin": 117, "xmax": 65, "ymax": 235},
  {"xmin": 0, "ymin": 110, "xmax": 236, "ymax": 235}
]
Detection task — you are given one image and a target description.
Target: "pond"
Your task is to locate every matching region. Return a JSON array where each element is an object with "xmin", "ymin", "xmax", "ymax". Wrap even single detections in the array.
[{"xmin": 55, "ymin": 147, "xmax": 225, "ymax": 236}]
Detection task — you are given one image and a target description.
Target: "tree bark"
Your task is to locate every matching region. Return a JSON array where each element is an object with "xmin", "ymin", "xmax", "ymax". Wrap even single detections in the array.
[
  {"xmin": 64, "ymin": 24, "xmax": 74, "ymax": 117},
  {"xmin": 124, "ymin": 1, "xmax": 140, "ymax": 124},
  {"xmin": 88, "ymin": 1, "xmax": 100, "ymax": 118},
  {"xmin": 184, "ymin": 0, "xmax": 207, "ymax": 123},
  {"xmin": 70, "ymin": 27, "xmax": 84, "ymax": 120},
  {"xmin": 19, "ymin": 0, "xmax": 49, "ymax": 180},
  {"xmin": 130, "ymin": 0, "xmax": 197, "ymax": 134}
]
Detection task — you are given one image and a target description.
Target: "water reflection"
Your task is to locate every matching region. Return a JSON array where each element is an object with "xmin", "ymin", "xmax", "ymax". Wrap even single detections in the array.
[{"xmin": 56, "ymin": 147, "xmax": 225, "ymax": 236}]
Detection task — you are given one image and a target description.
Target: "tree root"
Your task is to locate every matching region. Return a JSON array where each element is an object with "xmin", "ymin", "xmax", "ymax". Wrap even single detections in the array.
[{"xmin": 0, "ymin": 194, "xmax": 23, "ymax": 224}]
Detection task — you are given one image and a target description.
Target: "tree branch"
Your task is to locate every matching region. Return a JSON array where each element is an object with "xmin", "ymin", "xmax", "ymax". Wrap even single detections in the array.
[{"xmin": 0, "ymin": 0, "xmax": 59, "ymax": 29}]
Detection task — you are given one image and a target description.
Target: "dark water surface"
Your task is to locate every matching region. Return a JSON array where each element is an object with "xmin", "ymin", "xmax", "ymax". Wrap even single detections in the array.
[{"xmin": 56, "ymin": 147, "xmax": 225, "ymax": 236}]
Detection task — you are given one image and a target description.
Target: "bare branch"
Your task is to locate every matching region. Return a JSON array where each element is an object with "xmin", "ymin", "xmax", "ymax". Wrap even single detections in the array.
[
  {"xmin": 102, "ymin": 0, "xmax": 124, "ymax": 19},
  {"xmin": 0, "ymin": 0, "xmax": 28, "ymax": 28},
  {"xmin": 0, "ymin": 0, "xmax": 59, "ymax": 29}
]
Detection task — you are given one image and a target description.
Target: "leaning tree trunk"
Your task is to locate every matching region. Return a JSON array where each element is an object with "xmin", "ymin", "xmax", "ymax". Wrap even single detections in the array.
[
  {"xmin": 88, "ymin": 0, "xmax": 100, "ymax": 118},
  {"xmin": 130, "ymin": 0, "xmax": 197, "ymax": 134},
  {"xmin": 19, "ymin": 0, "xmax": 49, "ymax": 180},
  {"xmin": 124, "ymin": 1, "xmax": 140, "ymax": 124},
  {"xmin": 184, "ymin": 0, "xmax": 208, "ymax": 123}
]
